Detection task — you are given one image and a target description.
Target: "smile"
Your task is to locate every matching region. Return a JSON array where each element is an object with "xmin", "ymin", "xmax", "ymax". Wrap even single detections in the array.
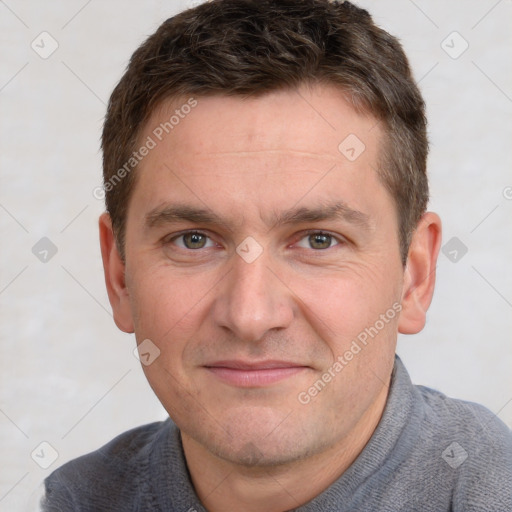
[{"xmin": 204, "ymin": 361, "xmax": 309, "ymax": 387}]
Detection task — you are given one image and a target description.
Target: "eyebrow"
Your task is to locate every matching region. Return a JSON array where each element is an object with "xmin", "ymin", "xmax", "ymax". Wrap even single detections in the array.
[
  {"xmin": 271, "ymin": 202, "xmax": 371, "ymax": 230},
  {"xmin": 145, "ymin": 205, "xmax": 230, "ymax": 230},
  {"xmin": 144, "ymin": 201, "xmax": 371, "ymax": 232}
]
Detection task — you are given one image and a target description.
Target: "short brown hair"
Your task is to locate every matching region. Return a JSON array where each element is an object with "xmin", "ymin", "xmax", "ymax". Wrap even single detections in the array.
[{"xmin": 102, "ymin": 0, "xmax": 428, "ymax": 264}]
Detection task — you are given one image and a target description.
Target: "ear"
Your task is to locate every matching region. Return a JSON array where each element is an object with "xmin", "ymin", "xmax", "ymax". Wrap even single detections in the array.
[
  {"xmin": 99, "ymin": 212, "xmax": 134, "ymax": 333},
  {"xmin": 398, "ymin": 212, "xmax": 442, "ymax": 335}
]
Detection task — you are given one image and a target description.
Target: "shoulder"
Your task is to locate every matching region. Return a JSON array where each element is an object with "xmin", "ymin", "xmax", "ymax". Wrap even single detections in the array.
[
  {"xmin": 416, "ymin": 383, "xmax": 512, "ymax": 447},
  {"xmin": 415, "ymin": 383, "xmax": 512, "ymax": 511},
  {"xmin": 43, "ymin": 419, "xmax": 174, "ymax": 511}
]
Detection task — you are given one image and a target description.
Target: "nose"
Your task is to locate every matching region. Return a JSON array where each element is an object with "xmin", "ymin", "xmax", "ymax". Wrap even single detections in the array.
[{"xmin": 211, "ymin": 249, "xmax": 294, "ymax": 343}]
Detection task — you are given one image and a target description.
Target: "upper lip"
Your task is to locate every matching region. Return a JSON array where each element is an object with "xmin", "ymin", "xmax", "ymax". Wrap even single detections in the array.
[{"xmin": 204, "ymin": 360, "xmax": 308, "ymax": 370}]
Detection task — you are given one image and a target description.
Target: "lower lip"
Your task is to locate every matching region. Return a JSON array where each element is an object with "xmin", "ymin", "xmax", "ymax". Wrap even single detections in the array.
[{"xmin": 205, "ymin": 366, "xmax": 306, "ymax": 387}]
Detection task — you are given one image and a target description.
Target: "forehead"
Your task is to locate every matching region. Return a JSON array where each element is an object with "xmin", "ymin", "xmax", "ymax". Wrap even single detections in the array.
[
  {"xmin": 129, "ymin": 84, "xmax": 391, "ymax": 227},
  {"xmin": 143, "ymin": 84, "xmax": 381, "ymax": 160}
]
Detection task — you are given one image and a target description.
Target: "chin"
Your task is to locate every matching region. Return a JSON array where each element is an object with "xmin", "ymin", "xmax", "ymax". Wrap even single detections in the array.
[
  {"xmin": 186, "ymin": 409, "xmax": 324, "ymax": 468},
  {"xmin": 210, "ymin": 436, "xmax": 309, "ymax": 468}
]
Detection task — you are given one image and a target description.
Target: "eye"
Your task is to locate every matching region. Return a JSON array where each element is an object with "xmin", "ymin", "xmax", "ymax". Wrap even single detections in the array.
[
  {"xmin": 295, "ymin": 231, "xmax": 341, "ymax": 250},
  {"xmin": 172, "ymin": 231, "xmax": 215, "ymax": 250}
]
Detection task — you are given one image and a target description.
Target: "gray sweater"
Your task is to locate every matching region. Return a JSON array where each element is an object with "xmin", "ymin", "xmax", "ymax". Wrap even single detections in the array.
[{"xmin": 43, "ymin": 356, "xmax": 512, "ymax": 511}]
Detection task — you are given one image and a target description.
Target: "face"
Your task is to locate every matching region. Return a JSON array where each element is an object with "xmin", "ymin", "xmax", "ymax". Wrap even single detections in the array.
[{"xmin": 117, "ymin": 84, "xmax": 408, "ymax": 466}]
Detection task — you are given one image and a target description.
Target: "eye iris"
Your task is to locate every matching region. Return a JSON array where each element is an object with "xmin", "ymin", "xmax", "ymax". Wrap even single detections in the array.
[
  {"xmin": 184, "ymin": 233, "xmax": 206, "ymax": 249},
  {"xmin": 309, "ymin": 233, "xmax": 331, "ymax": 250}
]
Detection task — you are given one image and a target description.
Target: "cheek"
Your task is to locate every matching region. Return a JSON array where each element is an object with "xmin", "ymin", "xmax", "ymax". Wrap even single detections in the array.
[
  {"xmin": 129, "ymin": 269, "xmax": 211, "ymax": 407},
  {"xmin": 293, "ymin": 263, "xmax": 400, "ymax": 344},
  {"xmin": 127, "ymin": 264, "xmax": 212, "ymax": 345},
  {"xmin": 295, "ymin": 271, "xmax": 399, "ymax": 412}
]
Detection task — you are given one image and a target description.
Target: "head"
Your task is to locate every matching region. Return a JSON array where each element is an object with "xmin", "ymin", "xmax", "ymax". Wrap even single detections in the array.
[
  {"xmin": 99, "ymin": 0, "xmax": 441, "ymax": 470},
  {"xmin": 102, "ymin": 0, "xmax": 429, "ymax": 265}
]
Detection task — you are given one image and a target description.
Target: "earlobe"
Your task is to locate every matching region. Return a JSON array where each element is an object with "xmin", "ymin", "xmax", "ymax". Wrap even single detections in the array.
[
  {"xmin": 98, "ymin": 212, "xmax": 135, "ymax": 333},
  {"xmin": 398, "ymin": 212, "xmax": 442, "ymax": 335}
]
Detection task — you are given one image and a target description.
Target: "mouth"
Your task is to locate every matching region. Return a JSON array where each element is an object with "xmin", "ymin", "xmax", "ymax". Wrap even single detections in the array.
[{"xmin": 204, "ymin": 360, "xmax": 310, "ymax": 387}]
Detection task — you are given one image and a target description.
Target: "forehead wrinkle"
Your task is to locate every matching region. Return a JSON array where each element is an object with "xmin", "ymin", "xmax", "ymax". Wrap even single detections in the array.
[{"xmin": 194, "ymin": 149, "xmax": 339, "ymax": 161}]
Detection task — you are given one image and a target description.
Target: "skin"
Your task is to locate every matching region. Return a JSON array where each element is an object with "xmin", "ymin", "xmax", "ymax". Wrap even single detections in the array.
[{"xmin": 99, "ymin": 83, "xmax": 441, "ymax": 511}]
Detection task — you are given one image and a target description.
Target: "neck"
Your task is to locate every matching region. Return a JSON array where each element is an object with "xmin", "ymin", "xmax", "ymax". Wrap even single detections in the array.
[{"xmin": 181, "ymin": 383, "xmax": 389, "ymax": 512}]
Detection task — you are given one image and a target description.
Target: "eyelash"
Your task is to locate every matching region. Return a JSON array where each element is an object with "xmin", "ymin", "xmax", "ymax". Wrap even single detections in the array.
[{"xmin": 165, "ymin": 230, "xmax": 345, "ymax": 251}]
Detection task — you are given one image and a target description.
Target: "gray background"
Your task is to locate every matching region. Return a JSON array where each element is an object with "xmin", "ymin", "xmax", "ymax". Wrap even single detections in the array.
[{"xmin": 1, "ymin": 0, "xmax": 511, "ymax": 509}]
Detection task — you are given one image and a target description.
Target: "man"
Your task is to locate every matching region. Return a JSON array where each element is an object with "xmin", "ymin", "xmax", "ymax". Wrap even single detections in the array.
[{"xmin": 43, "ymin": 0, "xmax": 512, "ymax": 510}]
